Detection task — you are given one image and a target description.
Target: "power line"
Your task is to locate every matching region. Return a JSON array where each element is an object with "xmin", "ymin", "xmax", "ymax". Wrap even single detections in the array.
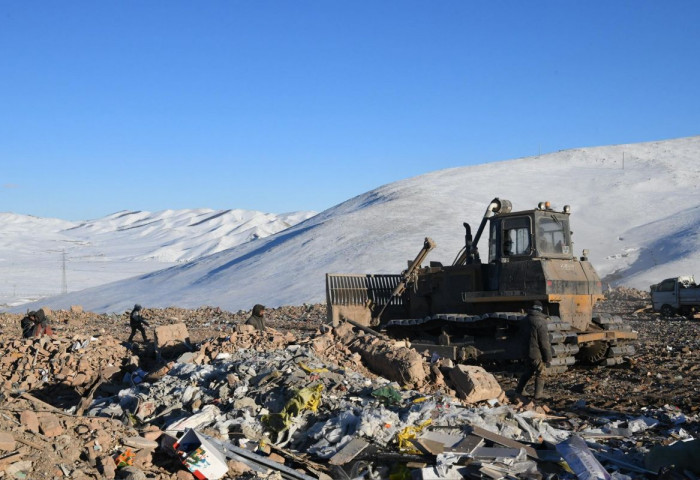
[{"xmin": 61, "ymin": 250, "xmax": 68, "ymax": 294}]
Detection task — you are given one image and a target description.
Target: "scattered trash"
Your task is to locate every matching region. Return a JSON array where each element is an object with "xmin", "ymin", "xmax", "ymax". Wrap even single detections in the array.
[
  {"xmin": 371, "ymin": 385, "xmax": 402, "ymax": 406},
  {"xmin": 556, "ymin": 435, "xmax": 611, "ymax": 480},
  {"xmin": 113, "ymin": 449, "xmax": 135, "ymax": 468},
  {"xmin": 0, "ymin": 298, "xmax": 698, "ymax": 479},
  {"xmin": 174, "ymin": 429, "xmax": 229, "ymax": 480}
]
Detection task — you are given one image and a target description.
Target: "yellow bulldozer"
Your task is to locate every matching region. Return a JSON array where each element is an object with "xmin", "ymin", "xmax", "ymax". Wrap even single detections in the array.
[{"xmin": 326, "ymin": 198, "xmax": 637, "ymax": 372}]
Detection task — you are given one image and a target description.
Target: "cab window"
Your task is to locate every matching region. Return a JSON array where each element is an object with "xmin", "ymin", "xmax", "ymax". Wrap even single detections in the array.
[
  {"xmin": 537, "ymin": 215, "xmax": 570, "ymax": 255},
  {"xmin": 502, "ymin": 217, "xmax": 531, "ymax": 257}
]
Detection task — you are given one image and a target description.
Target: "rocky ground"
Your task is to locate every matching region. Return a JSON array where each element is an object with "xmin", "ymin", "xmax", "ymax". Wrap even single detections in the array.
[{"xmin": 0, "ymin": 288, "xmax": 698, "ymax": 479}]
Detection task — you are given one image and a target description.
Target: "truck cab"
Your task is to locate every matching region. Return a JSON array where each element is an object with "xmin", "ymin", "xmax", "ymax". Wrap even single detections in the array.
[{"xmin": 651, "ymin": 276, "xmax": 700, "ymax": 317}]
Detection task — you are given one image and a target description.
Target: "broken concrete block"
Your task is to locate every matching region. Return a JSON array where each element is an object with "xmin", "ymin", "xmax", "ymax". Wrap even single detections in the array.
[
  {"xmin": 20, "ymin": 410, "xmax": 40, "ymax": 433},
  {"xmin": 177, "ymin": 352, "xmax": 196, "ymax": 363},
  {"xmin": 227, "ymin": 460, "xmax": 251, "ymax": 476},
  {"xmin": 267, "ymin": 452, "xmax": 285, "ymax": 464},
  {"xmin": 0, "ymin": 431, "xmax": 16, "ymax": 451},
  {"xmin": 449, "ymin": 365, "xmax": 503, "ymax": 403},
  {"xmin": 334, "ymin": 326, "xmax": 428, "ymax": 387},
  {"xmin": 115, "ymin": 466, "xmax": 147, "ymax": 480},
  {"xmin": 37, "ymin": 412, "xmax": 63, "ymax": 437},
  {"xmin": 236, "ymin": 324, "xmax": 256, "ymax": 334},
  {"xmin": 155, "ymin": 323, "xmax": 191, "ymax": 359},
  {"xmin": 98, "ymin": 455, "xmax": 117, "ymax": 479},
  {"xmin": 122, "ymin": 436, "xmax": 159, "ymax": 450},
  {"xmin": 142, "ymin": 430, "xmax": 163, "ymax": 442}
]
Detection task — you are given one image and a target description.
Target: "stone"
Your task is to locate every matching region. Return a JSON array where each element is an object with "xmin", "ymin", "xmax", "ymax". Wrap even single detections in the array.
[
  {"xmin": 227, "ymin": 460, "xmax": 251, "ymax": 476},
  {"xmin": 37, "ymin": 412, "xmax": 63, "ymax": 437},
  {"xmin": 70, "ymin": 305, "xmax": 84, "ymax": 314},
  {"xmin": 116, "ymin": 466, "xmax": 147, "ymax": 480},
  {"xmin": 121, "ymin": 436, "xmax": 159, "ymax": 450},
  {"xmin": 232, "ymin": 397, "xmax": 258, "ymax": 410},
  {"xmin": 449, "ymin": 365, "xmax": 503, "ymax": 403},
  {"xmin": 268, "ymin": 452, "xmax": 285, "ymax": 464},
  {"xmin": 142, "ymin": 430, "xmax": 163, "ymax": 442},
  {"xmin": 0, "ymin": 431, "xmax": 16, "ymax": 451},
  {"xmin": 176, "ymin": 470, "xmax": 195, "ymax": 480},
  {"xmin": 176, "ymin": 352, "xmax": 196, "ymax": 363},
  {"xmin": 155, "ymin": 323, "xmax": 191, "ymax": 359},
  {"xmin": 19, "ymin": 410, "xmax": 39, "ymax": 433}
]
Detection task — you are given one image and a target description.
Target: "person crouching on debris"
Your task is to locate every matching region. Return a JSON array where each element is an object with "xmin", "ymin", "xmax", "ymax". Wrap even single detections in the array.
[
  {"xmin": 245, "ymin": 304, "xmax": 267, "ymax": 332},
  {"xmin": 21, "ymin": 309, "xmax": 53, "ymax": 338},
  {"xmin": 516, "ymin": 300, "xmax": 552, "ymax": 399},
  {"xmin": 128, "ymin": 304, "xmax": 150, "ymax": 343},
  {"xmin": 21, "ymin": 311, "xmax": 38, "ymax": 338},
  {"xmin": 34, "ymin": 309, "xmax": 53, "ymax": 336}
]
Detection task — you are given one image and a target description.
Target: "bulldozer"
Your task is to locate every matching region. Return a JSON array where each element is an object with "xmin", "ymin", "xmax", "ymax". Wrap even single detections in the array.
[{"xmin": 326, "ymin": 198, "xmax": 637, "ymax": 373}]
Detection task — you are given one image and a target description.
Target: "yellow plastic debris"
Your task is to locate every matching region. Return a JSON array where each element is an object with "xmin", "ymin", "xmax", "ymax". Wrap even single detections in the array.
[
  {"xmin": 298, "ymin": 362, "xmax": 329, "ymax": 374},
  {"xmin": 263, "ymin": 383, "xmax": 324, "ymax": 432},
  {"xmin": 396, "ymin": 419, "xmax": 432, "ymax": 454}
]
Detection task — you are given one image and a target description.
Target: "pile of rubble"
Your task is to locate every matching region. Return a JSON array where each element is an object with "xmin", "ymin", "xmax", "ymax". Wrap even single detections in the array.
[
  {"xmin": 0, "ymin": 290, "xmax": 698, "ymax": 479},
  {"xmin": 0, "ymin": 334, "xmax": 133, "ymax": 398}
]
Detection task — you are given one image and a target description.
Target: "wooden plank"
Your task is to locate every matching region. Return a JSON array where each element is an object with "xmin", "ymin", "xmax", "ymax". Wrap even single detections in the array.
[
  {"xmin": 419, "ymin": 431, "xmax": 465, "ymax": 448},
  {"xmin": 328, "ymin": 438, "xmax": 369, "ymax": 466},
  {"xmin": 410, "ymin": 438, "xmax": 444, "ymax": 455},
  {"xmin": 467, "ymin": 425, "xmax": 539, "ymax": 459},
  {"xmin": 450, "ymin": 433, "xmax": 484, "ymax": 454},
  {"xmin": 471, "ymin": 446, "xmax": 521, "ymax": 459}
]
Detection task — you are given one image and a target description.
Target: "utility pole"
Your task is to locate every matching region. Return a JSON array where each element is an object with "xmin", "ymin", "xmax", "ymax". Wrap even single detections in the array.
[
  {"xmin": 622, "ymin": 152, "xmax": 625, "ymax": 170},
  {"xmin": 61, "ymin": 250, "xmax": 68, "ymax": 294}
]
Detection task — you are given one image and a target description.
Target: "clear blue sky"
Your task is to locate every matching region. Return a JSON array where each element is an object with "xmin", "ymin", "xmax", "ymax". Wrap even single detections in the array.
[{"xmin": 1, "ymin": 1, "xmax": 699, "ymax": 220}]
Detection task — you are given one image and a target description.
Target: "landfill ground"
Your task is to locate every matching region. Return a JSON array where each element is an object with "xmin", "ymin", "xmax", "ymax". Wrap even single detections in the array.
[{"xmin": 0, "ymin": 288, "xmax": 698, "ymax": 479}]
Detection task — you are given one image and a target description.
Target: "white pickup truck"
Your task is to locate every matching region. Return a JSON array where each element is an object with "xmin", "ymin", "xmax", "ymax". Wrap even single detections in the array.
[{"xmin": 650, "ymin": 275, "xmax": 700, "ymax": 317}]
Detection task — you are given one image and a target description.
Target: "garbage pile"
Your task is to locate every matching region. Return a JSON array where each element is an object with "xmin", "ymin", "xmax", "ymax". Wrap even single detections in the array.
[
  {"xmin": 0, "ymin": 291, "xmax": 699, "ymax": 479},
  {"xmin": 83, "ymin": 322, "xmax": 700, "ymax": 478}
]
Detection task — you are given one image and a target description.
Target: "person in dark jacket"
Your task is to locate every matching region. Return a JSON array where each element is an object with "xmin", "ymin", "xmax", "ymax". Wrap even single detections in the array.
[
  {"xmin": 20, "ymin": 309, "xmax": 53, "ymax": 338},
  {"xmin": 245, "ymin": 304, "xmax": 266, "ymax": 332},
  {"xmin": 128, "ymin": 304, "xmax": 150, "ymax": 343},
  {"xmin": 516, "ymin": 300, "xmax": 553, "ymax": 399},
  {"xmin": 21, "ymin": 311, "xmax": 39, "ymax": 338}
]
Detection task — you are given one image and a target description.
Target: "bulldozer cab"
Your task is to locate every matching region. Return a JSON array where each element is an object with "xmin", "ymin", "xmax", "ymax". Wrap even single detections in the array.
[{"xmin": 489, "ymin": 207, "xmax": 573, "ymax": 263}]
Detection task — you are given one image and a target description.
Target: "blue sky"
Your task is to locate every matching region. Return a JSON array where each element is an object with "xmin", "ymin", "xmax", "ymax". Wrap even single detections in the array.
[{"xmin": 1, "ymin": 1, "xmax": 699, "ymax": 221}]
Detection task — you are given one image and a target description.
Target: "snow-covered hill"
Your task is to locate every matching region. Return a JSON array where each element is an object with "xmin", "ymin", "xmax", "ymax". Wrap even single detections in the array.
[
  {"xmin": 5, "ymin": 136, "xmax": 700, "ymax": 314},
  {"xmin": 0, "ymin": 208, "xmax": 316, "ymax": 307}
]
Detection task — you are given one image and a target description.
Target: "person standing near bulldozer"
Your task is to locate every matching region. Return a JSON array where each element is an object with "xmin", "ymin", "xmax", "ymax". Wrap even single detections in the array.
[
  {"xmin": 516, "ymin": 300, "xmax": 552, "ymax": 399},
  {"xmin": 128, "ymin": 304, "xmax": 150, "ymax": 343}
]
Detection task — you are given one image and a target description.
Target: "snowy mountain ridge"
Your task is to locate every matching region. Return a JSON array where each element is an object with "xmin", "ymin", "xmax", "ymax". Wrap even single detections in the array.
[{"xmin": 4, "ymin": 135, "xmax": 700, "ymax": 313}]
